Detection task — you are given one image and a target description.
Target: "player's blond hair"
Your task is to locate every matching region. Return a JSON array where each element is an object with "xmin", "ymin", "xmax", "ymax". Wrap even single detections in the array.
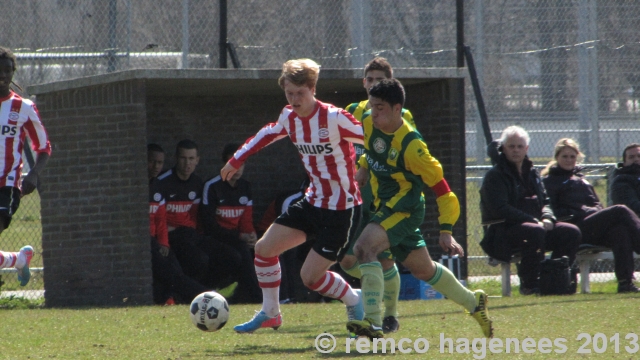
[{"xmin": 278, "ymin": 59, "xmax": 320, "ymax": 90}]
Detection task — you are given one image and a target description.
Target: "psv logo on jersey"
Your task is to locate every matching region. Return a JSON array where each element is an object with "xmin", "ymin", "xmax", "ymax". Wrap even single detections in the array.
[
  {"xmin": 1, "ymin": 125, "xmax": 17, "ymax": 136},
  {"xmin": 318, "ymin": 127, "xmax": 329, "ymax": 138}
]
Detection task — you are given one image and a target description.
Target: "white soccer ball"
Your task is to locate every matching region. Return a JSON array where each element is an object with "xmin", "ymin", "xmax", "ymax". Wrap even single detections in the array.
[{"xmin": 189, "ymin": 291, "xmax": 230, "ymax": 332}]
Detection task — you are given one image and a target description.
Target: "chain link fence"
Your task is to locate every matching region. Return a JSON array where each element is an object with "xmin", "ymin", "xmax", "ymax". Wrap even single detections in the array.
[
  {"xmin": 3, "ymin": 0, "xmax": 457, "ymax": 86},
  {"xmin": 465, "ymin": 0, "xmax": 640, "ymax": 164},
  {"xmin": 3, "ymin": 0, "xmax": 639, "ymax": 159},
  {"xmin": 2, "ymin": 0, "xmax": 640, "ymax": 292}
]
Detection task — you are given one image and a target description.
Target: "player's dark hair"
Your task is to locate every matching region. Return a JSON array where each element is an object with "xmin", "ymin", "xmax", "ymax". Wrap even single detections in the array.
[
  {"xmin": 364, "ymin": 57, "xmax": 392, "ymax": 78},
  {"xmin": 0, "ymin": 47, "xmax": 17, "ymax": 71},
  {"xmin": 147, "ymin": 143, "xmax": 164, "ymax": 154},
  {"xmin": 222, "ymin": 142, "xmax": 241, "ymax": 162},
  {"xmin": 368, "ymin": 78, "xmax": 405, "ymax": 107},
  {"xmin": 622, "ymin": 143, "xmax": 640, "ymax": 163},
  {"xmin": 176, "ymin": 139, "xmax": 198, "ymax": 155}
]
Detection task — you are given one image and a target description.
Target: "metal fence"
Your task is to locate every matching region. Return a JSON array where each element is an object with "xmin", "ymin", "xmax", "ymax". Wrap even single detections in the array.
[
  {"xmin": 3, "ymin": 0, "xmax": 640, "ymax": 160},
  {"xmin": 466, "ymin": 128, "xmax": 640, "ymax": 162}
]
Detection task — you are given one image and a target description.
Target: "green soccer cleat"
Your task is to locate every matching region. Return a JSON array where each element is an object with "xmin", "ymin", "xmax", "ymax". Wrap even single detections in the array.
[
  {"xmin": 467, "ymin": 289, "xmax": 493, "ymax": 338},
  {"xmin": 346, "ymin": 318, "xmax": 384, "ymax": 340}
]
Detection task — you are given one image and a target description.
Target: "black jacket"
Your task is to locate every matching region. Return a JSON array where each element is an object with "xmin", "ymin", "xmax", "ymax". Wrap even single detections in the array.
[
  {"xmin": 479, "ymin": 153, "xmax": 555, "ymax": 261},
  {"xmin": 610, "ymin": 163, "xmax": 640, "ymax": 215},
  {"xmin": 542, "ymin": 166, "xmax": 602, "ymax": 224}
]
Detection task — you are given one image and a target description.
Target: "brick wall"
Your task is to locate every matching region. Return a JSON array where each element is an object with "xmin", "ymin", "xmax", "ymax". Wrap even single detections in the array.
[{"xmin": 37, "ymin": 80, "xmax": 152, "ymax": 307}]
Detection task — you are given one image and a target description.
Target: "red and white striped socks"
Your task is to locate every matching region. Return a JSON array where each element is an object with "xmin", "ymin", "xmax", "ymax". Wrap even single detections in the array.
[
  {"xmin": 254, "ymin": 254, "xmax": 281, "ymax": 317},
  {"xmin": 310, "ymin": 271, "xmax": 360, "ymax": 306},
  {"xmin": 255, "ymin": 255, "xmax": 360, "ymax": 316},
  {"xmin": 0, "ymin": 251, "xmax": 19, "ymax": 269}
]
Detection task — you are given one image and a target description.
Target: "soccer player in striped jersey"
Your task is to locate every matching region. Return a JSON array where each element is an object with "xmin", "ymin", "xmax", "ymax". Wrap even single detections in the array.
[
  {"xmin": 0, "ymin": 47, "xmax": 50, "ymax": 286},
  {"xmin": 222, "ymin": 59, "xmax": 365, "ymax": 333},
  {"xmin": 340, "ymin": 57, "xmax": 414, "ymax": 334},
  {"xmin": 346, "ymin": 79, "xmax": 493, "ymax": 339}
]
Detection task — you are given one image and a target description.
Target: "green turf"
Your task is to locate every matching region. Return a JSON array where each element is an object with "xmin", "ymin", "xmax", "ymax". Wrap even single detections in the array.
[{"xmin": 1, "ymin": 287, "xmax": 638, "ymax": 359}]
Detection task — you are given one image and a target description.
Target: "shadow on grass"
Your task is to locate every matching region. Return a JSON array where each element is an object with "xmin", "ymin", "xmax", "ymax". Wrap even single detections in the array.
[
  {"xmin": 210, "ymin": 337, "xmax": 393, "ymax": 358},
  {"xmin": 210, "ymin": 344, "xmax": 310, "ymax": 357},
  {"xmin": 402, "ymin": 293, "xmax": 616, "ymax": 320},
  {"xmin": 272, "ymin": 293, "xmax": 619, "ymax": 334}
]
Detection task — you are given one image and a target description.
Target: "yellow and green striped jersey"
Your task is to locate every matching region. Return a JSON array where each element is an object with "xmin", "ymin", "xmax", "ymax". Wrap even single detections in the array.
[
  {"xmin": 358, "ymin": 116, "xmax": 460, "ymax": 233},
  {"xmin": 345, "ymin": 100, "xmax": 415, "ymax": 169}
]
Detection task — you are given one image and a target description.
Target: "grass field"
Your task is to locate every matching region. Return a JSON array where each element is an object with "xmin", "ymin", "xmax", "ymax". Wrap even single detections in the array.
[{"xmin": 2, "ymin": 280, "xmax": 638, "ymax": 359}]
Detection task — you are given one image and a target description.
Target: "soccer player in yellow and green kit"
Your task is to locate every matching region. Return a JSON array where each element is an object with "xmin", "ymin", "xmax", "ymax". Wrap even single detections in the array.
[
  {"xmin": 346, "ymin": 78, "xmax": 493, "ymax": 340},
  {"xmin": 340, "ymin": 57, "xmax": 414, "ymax": 334}
]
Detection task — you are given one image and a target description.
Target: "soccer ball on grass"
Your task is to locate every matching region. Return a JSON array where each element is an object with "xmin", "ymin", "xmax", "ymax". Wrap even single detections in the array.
[{"xmin": 189, "ymin": 291, "xmax": 229, "ymax": 332}]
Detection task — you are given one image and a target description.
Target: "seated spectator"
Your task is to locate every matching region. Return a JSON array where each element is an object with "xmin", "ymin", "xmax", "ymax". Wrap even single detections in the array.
[
  {"xmin": 611, "ymin": 143, "xmax": 640, "ymax": 215},
  {"xmin": 148, "ymin": 143, "xmax": 165, "ymax": 179},
  {"xmin": 148, "ymin": 144, "xmax": 211, "ymax": 304},
  {"xmin": 200, "ymin": 143, "xmax": 262, "ymax": 303},
  {"xmin": 544, "ymin": 139, "xmax": 640, "ymax": 293},
  {"xmin": 156, "ymin": 140, "xmax": 241, "ymax": 294},
  {"xmin": 479, "ymin": 126, "xmax": 581, "ymax": 295}
]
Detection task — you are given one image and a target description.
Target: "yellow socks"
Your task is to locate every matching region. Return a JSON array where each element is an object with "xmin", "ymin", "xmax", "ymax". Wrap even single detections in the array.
[
  {"xmin": 427, "ymin": 262, "xmax": 476, "ymax": 313},
  {"xmin": 383, "ymin": 264, "xmax": 400, "ymax": 318},
  {"xmin": 359, "ymin": 261, "xmax": 384, "ymax": 326}
]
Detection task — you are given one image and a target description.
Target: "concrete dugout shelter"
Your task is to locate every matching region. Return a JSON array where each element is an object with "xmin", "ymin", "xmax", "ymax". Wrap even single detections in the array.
[{"xmin": 28, "ymin": 68, "xmax": 466, "ymax": 307}]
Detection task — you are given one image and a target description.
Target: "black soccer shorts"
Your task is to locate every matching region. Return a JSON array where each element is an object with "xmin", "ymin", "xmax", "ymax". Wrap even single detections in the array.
[
  {"xmin": 275, "ymin": 199, "xmax": 361, "ymax": 262},
  {"xmin": 0, "ymin": 186, "xmax": 21, "ymax": 229}
]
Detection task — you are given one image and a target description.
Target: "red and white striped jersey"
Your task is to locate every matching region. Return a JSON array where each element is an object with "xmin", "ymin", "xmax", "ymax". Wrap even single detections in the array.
[
  {"xmin": 228, "ymin": 100, "xmax": 364, "ymax": 210},
  {"xmin": 0, "ymin": 91, "xmax": 51, "ymax": 188}
]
